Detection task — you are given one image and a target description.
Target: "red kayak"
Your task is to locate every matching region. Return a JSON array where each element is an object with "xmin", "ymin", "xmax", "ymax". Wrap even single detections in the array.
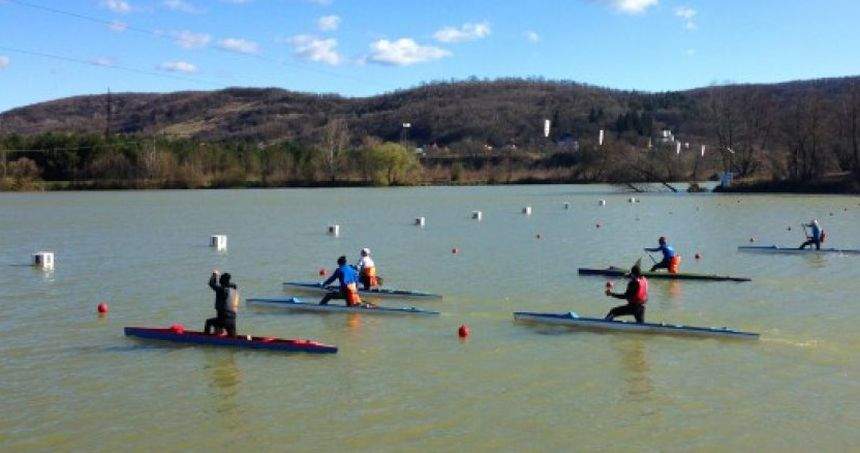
[{"xmin": 124, "ymin": 327, "xmax": 338, "ymax": 354}]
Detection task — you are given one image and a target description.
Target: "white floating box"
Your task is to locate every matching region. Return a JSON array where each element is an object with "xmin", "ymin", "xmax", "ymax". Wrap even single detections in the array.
[
  {"xmin": 33, "ymin": 251, "xmax": 54, "ymax": 270},
  {"xmin": 599, "ymin": 200, "xmax": 607, "ymax": 206},
  {"xmin": 628, "ymin": 197, "xmax": 637, "ymax": 203},
  {"xmin": 210, "ymin": 235, "xmax": 227, "ymax": 251},
  {"xmin": 471, "ymin": 211, "xmax": 483, "ymax": 221},
  {"xmin": 563, "ymin": 202, "xmax": 571, "ymax": 210},
  {"xmin": 415, "ymin": 217, "xmax": 426, "ymax": 227},
  {"xmin": 522, "ymin": 206, "xmax": 532, "ymax": 215},
  {"xmin": 327, "ymin": 225, "xmax": 340, "ymax": 237}
]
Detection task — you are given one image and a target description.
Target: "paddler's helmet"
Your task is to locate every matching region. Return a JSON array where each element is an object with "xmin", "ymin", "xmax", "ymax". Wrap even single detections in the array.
[
  {"xmin": 361, "ymin": 248, "xmax": 371, "ymax": 256},
  {"xmin": 658, "ymin": 236, "xmax": 667, "ymax": 245},
  {"xmin": 812, "ymin": 219, "xmax": 819, "ymax": 226}
]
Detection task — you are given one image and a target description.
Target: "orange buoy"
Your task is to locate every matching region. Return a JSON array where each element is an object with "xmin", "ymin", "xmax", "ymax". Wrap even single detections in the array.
[
  {"xmin": 97, "ymin": 302, "xmax": 109, "ymax": 314},
  {"xmin": 749, "ymin": 237, "xmax": 756, "ymax": 243},
  {"xmin": 596, "ymin": 223, "xmax": 601, "ymax": 228},
  {"xmin": 458, "ymin": 324, "xmax": 470, "ymax": 338},
  {"xmin": 170, "ymin": 323, "xmax": 185, "ymax": 334},
  {"xmin": 452, "ymin": 248, "xmax": 459, "ymax": 254},
  {"xmin": 318, "ymin": 268, "xmax": 326, "ymax": 276},
  {"xmin": 695, "ymin": 253, "xmax": 702, "ymax": 260},
  {"xmin": 536, "ymin": 234, "xmax": 542, "ymax": 239}
]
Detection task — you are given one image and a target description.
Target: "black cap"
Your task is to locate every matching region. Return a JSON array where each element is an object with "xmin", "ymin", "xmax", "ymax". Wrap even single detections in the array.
[{"xmin": 337, "ymin": 256, "xmax": 347, "ymax": 266}]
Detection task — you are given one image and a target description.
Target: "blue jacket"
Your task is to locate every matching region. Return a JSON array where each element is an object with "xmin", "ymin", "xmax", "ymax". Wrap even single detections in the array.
[
  {"xmin": 646, "ymin": 244, "xmax": 676, "ymax": 261},
  {"xmin": 323, "ymin": 264, "xmax": 359, "ymax": 289}
]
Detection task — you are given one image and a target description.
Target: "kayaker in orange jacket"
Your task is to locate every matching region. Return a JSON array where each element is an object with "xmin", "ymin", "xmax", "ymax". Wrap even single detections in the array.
[{"xmin": 604, "ymin": 264, "xmax": 648, "ymax": 324}]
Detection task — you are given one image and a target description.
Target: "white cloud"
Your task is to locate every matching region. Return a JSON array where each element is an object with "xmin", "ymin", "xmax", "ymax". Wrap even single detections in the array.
[
  {"xmin": 289, "ymin": 35, "xmax": 341, "ymax": 65},
  {"xmin": 433, "ymin": 22, "xmax": 491, "ymax": 43},
  {"xmin": 159, "ymin": 60, "xmax": 198, "ymax": 73},
  {"xmin": 604, "ymin": 0, "xmax": 658, "ymax": 14},
  {"xmin": 91, "ymin": 57, "xmax": 115, "ymax": 67},
  {"xmin": 218, "ymin": 38, "xmax": 260, "ymax": 54},
  {"xmin": 108, "ymin": 21, "xmax": 128, "ymax": 32},
  {"xmin": 101, "ymin": 0, "xmax": 132, "ymax": 14},
  {"xmin": 369, "ymin": 38, "xmax": 451, "ymax": 66},
  {"xmin": 0, "ymin": 56, "xmax": 10, "ymax": 70},
  {"xmin": 675, "ymin": 6, "xmax": 697, "ymax": 30},
  {"xmin": 317, "ymin": 15, "xmax": 341, "ymax": 31},
  {"xmin": 524, "ymin": 30, "xmax": 540, "ymax": 43},
  {"xmin": 163, "ymin": 0, "xmax": 202, "ymax": 13},
  {"xmin": 172, "ymin": 30, "xmax": 211, "ymax": 49},
  {"xmin": 685, "ymin": 48, "xmax": 696, "ymax": 56}
]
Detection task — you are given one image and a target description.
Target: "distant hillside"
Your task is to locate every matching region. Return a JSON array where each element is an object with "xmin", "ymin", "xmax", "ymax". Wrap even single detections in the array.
[{"xmin": 4, "ymin": 76, "xmax": 857, "ymax": 148}]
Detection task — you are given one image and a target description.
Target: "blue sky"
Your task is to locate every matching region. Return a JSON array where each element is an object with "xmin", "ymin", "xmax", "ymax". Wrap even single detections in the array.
[{"xmin": 1, "ymin": 0, "xmax": 859, "ymax": 112}]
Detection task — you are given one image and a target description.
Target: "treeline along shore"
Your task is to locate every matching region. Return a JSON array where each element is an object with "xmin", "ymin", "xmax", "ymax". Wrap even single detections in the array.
[{"xmin": 1, "ymin": 77, "xmax": 859, "ymax": 192}]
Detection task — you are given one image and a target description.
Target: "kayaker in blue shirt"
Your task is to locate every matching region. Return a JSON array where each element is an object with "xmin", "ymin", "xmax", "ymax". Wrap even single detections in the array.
[
  {"xmin": 645, "ymin": 236, "xmax": 681, "ymax": 273},
  {"xmin": 319, "ymin": 256, "xmax": 363, "ymax": 306},
  {"xmin": 799, "ymin": 219, "xmax": 824, "ymax": 250}
]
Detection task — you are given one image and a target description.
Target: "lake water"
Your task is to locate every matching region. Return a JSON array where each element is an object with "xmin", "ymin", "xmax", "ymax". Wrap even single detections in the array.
[{"xmin": 1, "ymin": 186, "xmax": 858, "ymax": 451}]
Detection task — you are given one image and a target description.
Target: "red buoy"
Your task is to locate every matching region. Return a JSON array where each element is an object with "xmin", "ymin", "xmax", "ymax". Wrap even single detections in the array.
[
  {"xmin": 596, "ymin": 223, "xmax": 602, "ymax": 228},
  {"xmin": 458, "ymin": 324, "xmax": 470, "ymax": 338},
  {"xmin": 695, "ymin": 253, "xmax": 702, "ymax": 260},
  {"xmin": 750, "ymin": 237, "xmax": 756, "ymax": 243},
  {"xmin": 97, "ymin": 302, "xmax": 109, "ymax": 314},
  {"xmin": 170, "ymin": 323, "xmax": 185, "ymax": 334},
  {"xmin": 452, "ymin": 248, "xmax": 459, "ymax": 255},
  {"xmin": 536, "ymin": 234, "xmax": 542, "ymax": 239},
  {"xmin": 318, "ymin": 268, "xmax": 326, "ymax": 276}
]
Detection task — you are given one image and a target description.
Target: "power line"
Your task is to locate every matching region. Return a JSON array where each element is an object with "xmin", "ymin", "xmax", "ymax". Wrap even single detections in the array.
[{"xmin": 6, "ymin": 0, "xmax": 385, "ymax": 89}]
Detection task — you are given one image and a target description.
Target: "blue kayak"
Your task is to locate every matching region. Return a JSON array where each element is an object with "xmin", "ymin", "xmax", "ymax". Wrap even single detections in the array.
[
  {"xmin": 513, "ymin": 312, "xmax": 759, "ymax": 340},
  {"xmin": 248, "ymin": 297, "xmax": 441, "ymax": 316}
]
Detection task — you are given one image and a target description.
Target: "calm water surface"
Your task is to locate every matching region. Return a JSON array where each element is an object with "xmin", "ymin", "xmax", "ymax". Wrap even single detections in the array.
[{"xmin": 1, "ymin": 186, "xmax": 858, "ymax": 451}]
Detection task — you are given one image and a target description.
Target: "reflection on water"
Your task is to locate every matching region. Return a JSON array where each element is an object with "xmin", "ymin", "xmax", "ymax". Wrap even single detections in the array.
[
  {"xmin": 667, "ymin": 280, "xmax": 682, "ymax": 300},
  {"xmin": 205, "ymin": 351, "xmax": 242, "ymax": 416},
  {"xmin": 615, "ymin": 339, "xmax": 652, "ymax": 401}
]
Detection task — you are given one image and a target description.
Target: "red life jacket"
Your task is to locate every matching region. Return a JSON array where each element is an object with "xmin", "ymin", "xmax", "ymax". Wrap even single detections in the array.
[{"xmin": 632, "ymin": 277, "xmax": 648, "ymax": 305}]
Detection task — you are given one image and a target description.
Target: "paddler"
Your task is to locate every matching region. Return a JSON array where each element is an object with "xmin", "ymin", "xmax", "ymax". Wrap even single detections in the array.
[
  {"xmin": 604, "ymin": 263, "xmax": 648, "ymax": 323},
  {"xmin": 205, "ymin": 270, "xmax": 239, "ymax": 337},
  {"xmin": 799, "ymin": 219, "xmax": 824, "ymax": 250},
  {"xmin": 319, "ymin": 256, "xmax": 363, "ymax": 306},
  {"xmin": 645, "ymin": 236, "xmax": 681, "ymax": 274},
  {"xmin": 357, "ymin": 248, "xmax": 379, "ymax": 290}
]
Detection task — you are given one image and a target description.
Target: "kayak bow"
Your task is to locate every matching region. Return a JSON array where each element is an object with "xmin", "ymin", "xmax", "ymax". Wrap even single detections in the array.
[
  {"xmin": 578, "ymin": 266, "xmax": 751, "ymax": 282},
  {"xmin": 248, "ymin": 297, "xmax": 441, "ymax": 316},
  {"xmin": 738, "ymin": 245, "xmax": 860, "ymax": 255},
  {"xmin": 124, "ymin": 327, "xmax": 338, "ymax": 353},
  {"xmin": 283, "ymin": 282, "xmax": 442, "ymax": 302},
  {"xmin": 513, "ymin": 312, "xmax": 759, "ymax": 340}
]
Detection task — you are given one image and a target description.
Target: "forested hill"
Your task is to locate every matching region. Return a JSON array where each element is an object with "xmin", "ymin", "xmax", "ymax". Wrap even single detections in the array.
[{"xmin": 2, "ymin": 76, "xmax": 858, "ymax": 149}]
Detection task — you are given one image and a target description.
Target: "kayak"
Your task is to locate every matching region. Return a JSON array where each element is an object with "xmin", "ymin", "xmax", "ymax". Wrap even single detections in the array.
[
  {"xmin": 578, "ymin": 266, "xmax": 751, "ymax": 282},
  {"xmin": 513, "ymin": 312, "xmax": 759, "ymax": 340},
  {"xmin": 283, "ymin": 282, "xmax": 442, "ymax": 302},
  {"xmin": 248, "ymin": 297, "xmax": 441, "ymax": 316},
  {"xmin": 124, "ymin": 327, "xmax": 338, "ymax": 353},
  {"xmin": 738, "ymin": 245, "xmax": 860, "ymax": 255}
]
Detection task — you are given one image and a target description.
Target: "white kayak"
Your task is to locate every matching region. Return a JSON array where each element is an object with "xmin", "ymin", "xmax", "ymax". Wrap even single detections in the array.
[
  {"xmin": 513, "ymin": 312, "xmax": 759, "ymax": 340},
  {"xmin": 248, "ymin": 297, "xmax": 441, "ymax": 316},
  {"xmin": 738, "ymin": 245, "xmax": 860, "ymax": 255}
]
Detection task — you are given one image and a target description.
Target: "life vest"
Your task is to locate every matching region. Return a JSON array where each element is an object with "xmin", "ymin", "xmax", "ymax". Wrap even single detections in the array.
[
  {"xmin": 632, "ymin": 277, "xmax": 649, "ymax": 305},
  {"xmin": 344, "ymin": 282, "xmax": 362, "ymax": 306},
  {"xmin": 820, "ymin": 230, "xmax": 827, "ymax": 243},
  {"xmin": 668, "ymin": 255, "xmax": 682, "ymax": 274},
  {"xmin": 226, "ymin": 288, "xmax": 240, "ymax": 313},
  {"xmin": 361, "ymin": 266, "xmax": 379, "ymax": 288}
]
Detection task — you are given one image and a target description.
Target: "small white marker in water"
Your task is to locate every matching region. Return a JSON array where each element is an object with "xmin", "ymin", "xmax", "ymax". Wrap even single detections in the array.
[
  {"xmin": 415, "ymin": 217, "xmax": 426, "ymax": 227},
  {"xmin": 471, "ymin": 211, "xmax": 483, "ymax": 221},
  {"xmin": 210, "ymin": 235, "xmax": 228, "ymax": 251},
  {"xmin": 33, "ymin": 251, "xmax": 55, "ymax": 270},
  {"xmin": 629, "ymin": 197, "xmax": 636, "ymax": 203},
  {"xmin": 522, "ymin": 206, "xmax": 532, "ymax": 215},
  {"xmin": 599, "ymin": 200, "xmax": 607, "ymax": 206},
  {"xmin": 327, "ymin": 225, "xmax": 340, "ymax": 237},
  {"xmin": 563, "ymin": 202, "xmax": 571, "ymax": 210}
]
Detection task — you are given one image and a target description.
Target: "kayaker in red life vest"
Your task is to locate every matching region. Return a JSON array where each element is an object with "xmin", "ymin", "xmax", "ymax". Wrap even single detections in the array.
[
  {"xmin": 205, "ymin": 270, "xmax": 239, "ymax": 337},
  {"xmin": 604, "ymin": 264, "xmax": 648, "ymax": 324}
]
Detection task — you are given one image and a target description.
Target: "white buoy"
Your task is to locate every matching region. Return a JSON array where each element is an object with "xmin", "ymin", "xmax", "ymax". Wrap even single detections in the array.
[
  {"xmin": 210, "ymin": 235, "xmax": 227, "ymax": 251},
  {"xmin": 628, "ymin": 197, "xmax": 636, "ymax": 203},
  {"xmin": 599, "ymin": 200, "xmax": 607, "ymax": 206},
  {"xmin": 471, "ymin": 211, "xmax": 483, "ymax": 221},
  {"xmin": 327, "ymin": 225, "xmax": 340, "ymax": 237},
  {"xmin": 33, "ymin": 251, "xmax": 54, "ymax": 270},
  {"xmin": 415, "ymin": 217, "xmax": 426, "ymax": 227},
  {"xmin": 563, "ymin": 202, "xmax": 571, "ymax": 210},
  {"xmin": 522, "ymin": 206, "xmax": 532, "ymax": 215}
]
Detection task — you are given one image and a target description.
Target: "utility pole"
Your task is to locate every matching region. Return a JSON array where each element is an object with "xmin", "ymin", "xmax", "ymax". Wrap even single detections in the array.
[{"xmin": 105, "ymin": 88, "xmax": 112, "ymax": 139}]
